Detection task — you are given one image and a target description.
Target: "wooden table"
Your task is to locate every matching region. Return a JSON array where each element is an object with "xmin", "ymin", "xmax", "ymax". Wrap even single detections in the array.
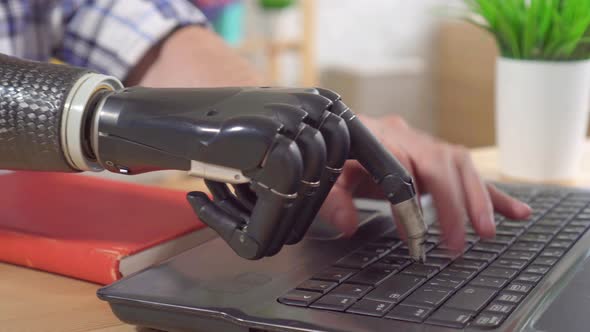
[{"xmin": 4, "ymin": 143, "xmax": 590, "ymax": 331}]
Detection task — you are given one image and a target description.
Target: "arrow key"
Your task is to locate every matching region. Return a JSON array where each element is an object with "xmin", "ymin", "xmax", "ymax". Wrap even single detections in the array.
[
  {"xmin": 347, "ymin": 299, "xmax": 394, "ymax": 317},
  {"xmin": 310, "ymin": 295, "xmax": 357, "ymax": 311},
  {"xmin": 331, "ymin": 283, "xmax": 373, "ymax": 299},
  {"xmin": 278, "ymin": 289, "xmax": 322, "ymax": 307}
]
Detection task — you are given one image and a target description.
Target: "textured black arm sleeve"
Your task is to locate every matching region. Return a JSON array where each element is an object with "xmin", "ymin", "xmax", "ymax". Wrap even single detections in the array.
[{"xmin": 0, "ymin": 54, "xmax": 91, "ymax": 171}]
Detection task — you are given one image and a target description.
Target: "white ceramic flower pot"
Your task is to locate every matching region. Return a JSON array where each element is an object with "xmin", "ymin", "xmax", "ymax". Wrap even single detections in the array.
[{"xmin": 496, "ymin": 57, "xmax": 590, "ymax": 181}]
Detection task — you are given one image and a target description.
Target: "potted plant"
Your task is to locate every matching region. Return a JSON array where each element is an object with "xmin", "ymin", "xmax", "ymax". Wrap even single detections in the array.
[{"xmin": 462, "ymin": 0, "xmax": 590, "ymax": 181}]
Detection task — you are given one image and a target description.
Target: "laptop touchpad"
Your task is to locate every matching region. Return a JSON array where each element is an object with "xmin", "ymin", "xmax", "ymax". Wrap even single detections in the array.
[{"xmin": 533, "ymin": 253, "xmax": 590, "ymax": 332}]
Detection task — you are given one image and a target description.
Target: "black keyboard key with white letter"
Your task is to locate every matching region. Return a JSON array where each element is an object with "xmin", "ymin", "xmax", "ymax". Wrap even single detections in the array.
[
  {"xmin": 331, "ymin": 283, "xmax": 372, "ymax": 298},
  {"xmin": 472, "ymin": 312, "xmax": 506, "ymax": 328},
  {"xmin": 387, "ymin": 304, "xmax": 433, "ymax": 323},
  {"xmin": 346, "ymin": 299, "xmax": 393, "ymax": 317},
  {"xmin": 310, "ymin": 295, "xmax": 356, "ymax": 311},
  {"xmin": 279, "ymin": 290, "xmax": 322, "ymax": 307},
  {"xmin": 402, "ymin": 263, "xmax": 439, "ymax": 278},
  {"xmin": 444, "ymin": 286, "xmax": 497, "ymax": 312},
  {"xmin": 347, "ymin": 264, "xmax": 398, "ymax": 286},
  {"xmin": 469, "ymin": 276, "xmax": 509, "ymax": 289},
  {"xmin": 404, "ymin": 286, "xmax": 453, "ymax": 307},
  {"xmin": 296, "ymin": 280, "xmax": 337, "ymax": 294},
  {"xmin": 426, "ymin": 308, "xmax": 473, "ymax": 328},
  {"xmin": 365, "ymin": 274, "xmax": 425, "ymax": 303},
  {"xmin": 313, "ymin": 267, "xmax": 357, "ymax": 283}
]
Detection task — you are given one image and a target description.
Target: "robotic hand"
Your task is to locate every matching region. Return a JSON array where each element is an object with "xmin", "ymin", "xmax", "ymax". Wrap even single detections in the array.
[{"xmin": 0, "ymin": 54, "xmax": 427, "ymax": 261}]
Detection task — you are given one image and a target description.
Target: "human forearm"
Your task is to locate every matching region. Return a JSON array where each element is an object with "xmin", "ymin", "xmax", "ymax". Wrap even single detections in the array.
[{"xmin": 125, "ymin": 26, "xmax": 263, "ymax": 88}]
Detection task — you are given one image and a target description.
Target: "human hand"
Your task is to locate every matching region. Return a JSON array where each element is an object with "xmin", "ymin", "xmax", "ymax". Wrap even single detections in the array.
[{"xmin": 318, "ymin": 114, "xmax": 532, "ymax": 252}]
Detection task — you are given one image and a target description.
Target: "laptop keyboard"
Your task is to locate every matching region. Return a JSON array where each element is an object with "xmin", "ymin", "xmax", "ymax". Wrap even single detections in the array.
[{"xmin": 278, "ymin": 187, "xmax": 590, "ymax": 329}]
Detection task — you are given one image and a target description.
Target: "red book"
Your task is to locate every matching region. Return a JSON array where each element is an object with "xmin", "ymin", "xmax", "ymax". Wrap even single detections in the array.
[{"xmin": 0, "ymin": 171, "xmax": 209, "ymax": 285}]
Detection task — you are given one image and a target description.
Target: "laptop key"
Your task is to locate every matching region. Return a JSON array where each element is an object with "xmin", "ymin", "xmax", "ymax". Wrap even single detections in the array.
[
  {"xmin": 525, "ymin": 265, "xmax": 550, "ymax": 275},
  {"xmin": 444, "ymin": 286, "xmax": 497, "ymax": 312},
  {"xmin": 532, "ymin": 257, "xmax": 558, "ymax": 266},
  {"xmin": 346, "ymin": 299, "xmax": 394, "ymax": 317},
  {"xmin": 516, "ymin": 273, "xmax": 543, "ymax": 283},
  {"xmin": 313, "ymin": 267, "xmax": 357, "ymax": 283},
  {"xmin": 529, "ymin": 225, "xmax": 561, "ymax": 235},
  {"xmin": 480, "ymin": 235, "xmax": 514, "ymax": 245},
  {"xmin": 438, "ymin": 267, "xmax": 477, "ymax": 280},
  {"xmin": 506, "ymin": 282, "xmax": 534, "ymax": 294},
  {"xmin": 427, "ymin": 276, "xmax": 465, "ymax": 290},
  {"xmin": 356, "ymin": 244, "xmax": 391, "ymax": 257},
  {"xmin": 500, "ymin": 220, "xmax": 530, "ymax": 228},
  {"xmin": 402, "ymin": 263, "xmax": 439, "ymax": 278},
  {"xmin": 399, "ymin": 243, "xmax": 435, "ymax": 252},
  {"xmin": 279, "ymin": 290, "xmax": 322, "ymax": 307},
  {"xmin": 548, "ymin": 240, "xmax": 574, "ymax": 249},
  {"xmin": 422, "ymin": 257, "xmax": 452, "ymax": 269},
  {"xmin": 462, "ymin": 250, "xmax": 497, "ymax": 262},
  {"xmin": 310, "ymin": 295, "xmax": 356, "ymax": 311},
  {"xmin": 555, "ymin": 232, "xmax": 580, "ymax": 241},
  {"xmin": 370, "ymin": 238, "xmax": 402, "ymax": 249},
  {"xmin": 426, "ymin": 308, "xmax": 473, "ymax": 328},
  {"xmin": 491, "ymin": 259, "xmax": 528, "ymax": 270},
  {"xmin": 472, "ymin": 243, "xmax": 506, "ymax": 254},
  {"xmin": 511, "ymin": 241, "xmax": 545, "ymax": 252},
  {"xmin": 562, "ymin": 226, "xmax": 586, "ymax": 235},
  {"xmin": 435, "ymin": 242, "xmax": 471, "ymax": 252},
  {"xmin": 387, "ymin": 304, "xmax": 433, "ymax": 323},
  {"xmin": 335, "ymin": 253, "xmax": 379, "ymax": 269},
  {"xmin": 537, "ymin": 218, "xmax": 567, "ymax": 227},
  {"xmin": 365, "ymin": 274, "xmax": 425, "ymax": 303},
  {"xmin": 519, "ymin": 233, "xmax": 553, "ymax": 243},
  {"xmin": 331, "ymin": 283, "xmax": 372, "ymax": 299},
  {"xmin": 472, "ymin": 312, "xmax": 506, "ymax": 328},
  {"xmin": 495, "ymin": 226, "xmax": 524, "ymax": 236},
  {"xmin": 404, "ymin": 286, "xmax": 453, "ymax": 307},
  {"xmin": 427, "ymin": 227, "xmax": 442, "ymax": 235},
  {"xmin": 500, "ymin": 250, "xmax": 536, "ymax": 262},
  {"xmin": 575, "ymin": 212, "xmax": 590, "ymax": 219},
  {"xmin": 496, "ymin": 292, "xmax": 524, "ymax": 304},
  {"xmin": 347, "ymin": 264, "xmax": 398, "ymax": 286},
  {"xmin": 469, "ymin": 276, "xmax": 509, "ymax": 289},
  {"xmin": 486, "ymin": 301, "xmax": 515, "ymax": 314},
  {"xmin": 451, "ymin": 258, "xmax": 488, "ymax": 271},
  {"xmin": 297, "ymin": 280, "xmax": 337, "ymax": 294},
  {"xmin": 426, "ymin": 235, "xmax": 442, "ymax": 245},
  {"xmin": 481, "ymin": 266, "xmax": 519, "ymax": 280},
  {"xmin": 388, "ymin": 248, "xmax": 412, "ymax": 258},
  {"xmin": 428, "ymin": 249, "xmax": 460, "ymax": 259},
  {"xmin": 569, "ymin": 220, "xmax": 590, "ymax": 228},
  {"xmin": 379, "ymin": 257, "xmax": 411, "ymax": 269},
  {"xmin": 540, "ymin": 248, "xmax": 565, "ymax": 258}
]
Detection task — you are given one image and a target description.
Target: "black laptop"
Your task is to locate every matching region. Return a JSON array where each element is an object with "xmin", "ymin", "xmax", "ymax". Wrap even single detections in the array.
[{"xmin": 98, "ymin": 182, "xmax": 590, "ymax": 331}]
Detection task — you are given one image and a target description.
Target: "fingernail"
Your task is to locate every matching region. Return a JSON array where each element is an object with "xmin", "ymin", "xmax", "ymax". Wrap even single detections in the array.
[{"xmin": 478, "ymin": 212, "xmax": 496, "ymax": 238}]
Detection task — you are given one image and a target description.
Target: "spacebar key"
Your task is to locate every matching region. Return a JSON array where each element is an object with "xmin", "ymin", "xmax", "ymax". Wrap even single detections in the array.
[{"xmin": 365, "ymin": 274, "xmax": 425, "ymax": 303}]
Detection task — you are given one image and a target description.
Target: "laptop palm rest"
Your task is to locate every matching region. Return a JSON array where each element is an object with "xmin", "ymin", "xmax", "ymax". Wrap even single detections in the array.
[{"xmin": 532, "ymin": 250, "xmax": 590, "ymax": 332}]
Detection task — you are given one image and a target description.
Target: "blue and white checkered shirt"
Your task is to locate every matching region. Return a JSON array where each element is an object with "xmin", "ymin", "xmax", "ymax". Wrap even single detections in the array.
[{"xmin": 0, "ymin": 0, "xmax": 207, "ymax": 80}]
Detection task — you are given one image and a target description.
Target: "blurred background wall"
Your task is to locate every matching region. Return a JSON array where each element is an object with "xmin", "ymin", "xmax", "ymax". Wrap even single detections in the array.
[
  {"xmin": 226, "ymin": 0, "xmax": 496, "ymax": 145},
  {"xmin": 251, "ymin": 0, "xmax": 452, "ymax": 134}
]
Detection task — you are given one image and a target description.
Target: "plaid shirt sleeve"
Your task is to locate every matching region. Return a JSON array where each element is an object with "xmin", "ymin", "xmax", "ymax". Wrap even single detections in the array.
[{"xmin": 54, "ymin": 0, "xmax": 208, "ymax": 80}]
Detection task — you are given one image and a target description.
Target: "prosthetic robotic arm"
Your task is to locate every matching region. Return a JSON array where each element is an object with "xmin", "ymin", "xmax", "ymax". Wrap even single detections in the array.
[{"xmin": 0, "ymin": 54, "xmax": 427, "ymax": 261}]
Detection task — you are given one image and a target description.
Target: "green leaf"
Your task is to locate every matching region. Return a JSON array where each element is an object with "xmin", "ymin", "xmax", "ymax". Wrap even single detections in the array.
[{"xmin": 459, "ymin": 0, "xmax": 590, "ymax": 60}]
